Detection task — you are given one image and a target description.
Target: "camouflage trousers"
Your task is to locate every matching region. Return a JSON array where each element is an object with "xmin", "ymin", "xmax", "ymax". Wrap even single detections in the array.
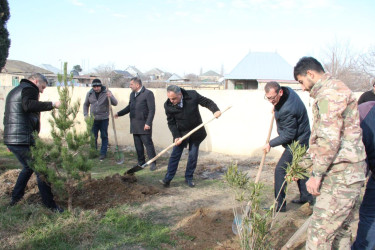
[{"xmin": 306, "ymin": 162, "xmax": 365, "ymax": 250}]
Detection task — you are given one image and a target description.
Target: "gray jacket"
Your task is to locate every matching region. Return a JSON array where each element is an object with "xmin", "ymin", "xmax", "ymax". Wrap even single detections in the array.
[{"xmin": 83, "ymin": 86, "xmax": 118, "ymax": 120}]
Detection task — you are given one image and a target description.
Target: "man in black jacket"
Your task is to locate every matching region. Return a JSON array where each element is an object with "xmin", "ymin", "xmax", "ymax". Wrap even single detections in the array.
[
  {"xmin": 3, "ymin": 73, "xmax": 63, "ymax": 212},
  {"xmin": 160, "ymin": 85, "xmax": 221, "ymax": 188},
  {"xmin": 263, "ymin": 81, "xmax": 313, "ymax": 212},
  {"xmin": 115, "ymin": 77, "xmax": 157, "ymax": 170},
  {"xmin": 352, "ymin": 101, "xmax": 375, "ymax": 250}
]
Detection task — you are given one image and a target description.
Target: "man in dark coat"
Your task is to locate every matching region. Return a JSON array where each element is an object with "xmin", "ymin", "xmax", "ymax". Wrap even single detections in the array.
[
  {"xmin": 160, "ymin": 85, "xmax": 221, "ymax": 188},
  {"xmin": 3, "ymin": 73, "xmax": 63, "ymax": 212},
  {"xmin": 352, "ymin": 101, "xmax": 375, "ymax": 250},
  {"xmin": 115, "ymin": 77, "xmax": 157, "ymax": 170},
  {"xmin": 263, "ymin": 81, "xmax": 313, "ymax": 212}
]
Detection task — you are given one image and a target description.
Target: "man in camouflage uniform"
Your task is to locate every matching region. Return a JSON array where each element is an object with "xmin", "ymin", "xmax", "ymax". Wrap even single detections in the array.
[{"xmin": 293, "ymin": 57, "xmax": 366, "ymax": 250}]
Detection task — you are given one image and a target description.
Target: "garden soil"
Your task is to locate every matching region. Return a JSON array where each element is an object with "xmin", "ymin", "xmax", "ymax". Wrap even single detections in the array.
[{"xmin": 0, "ymin": 150, "xmax": 361, "ymax": 249}]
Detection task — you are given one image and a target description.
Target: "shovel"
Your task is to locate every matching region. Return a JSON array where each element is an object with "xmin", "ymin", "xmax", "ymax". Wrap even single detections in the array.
[
  {"xmin": 126, "ymin": 106, "xmax": 232, "ymax": 174},
  {"xmin": 107, "ymin": 85, "xmax": 125, "ymax": 164},
  {"xmin": 232, "ymin": 112, "xmax": 275, "ymax": 235}
]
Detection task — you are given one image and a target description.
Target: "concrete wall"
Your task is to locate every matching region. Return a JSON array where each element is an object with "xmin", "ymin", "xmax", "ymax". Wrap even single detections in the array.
[{"xmin": 0, "ymin": 86, "xmax": 363, "ymax": 159}]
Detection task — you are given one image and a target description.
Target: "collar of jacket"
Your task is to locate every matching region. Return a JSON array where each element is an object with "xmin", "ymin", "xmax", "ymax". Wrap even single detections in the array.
[
  {"xmin": 89, "ymin": 85, "xmax": 107, "ymax": 95},
  {"xmin": 310, "ymin": 73, "xmax": 331, "ymax": 99},
  {"xmin": 134, "ymin": 86, "xmax": 145, "ymax": 97},
  {"xmin": 20, "ymin": 79, "xmax": 39, "ymax": 91},
  {"xmin": 274, "ymin": 86, "xmax": 289, "ymax": 111}
]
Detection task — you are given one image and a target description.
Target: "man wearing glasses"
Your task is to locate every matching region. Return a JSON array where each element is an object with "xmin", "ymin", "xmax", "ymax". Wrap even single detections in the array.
[
  {"xmin": 83, "ymin": 79, "xmax": 118, "ymax": 161},
  {"xmin": 263, "ymin": 81, "xmax": 313, "ymax": 212}
]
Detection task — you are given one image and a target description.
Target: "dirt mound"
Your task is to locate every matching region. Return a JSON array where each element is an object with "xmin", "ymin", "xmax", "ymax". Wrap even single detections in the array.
[
  {"xmin": 0, "ymin": 169, "xmax": 39, "ymax": 201},
  {"xmin": 67, "ymin": 173, "xmax": 161, "ymax": 211},
  {"xmin": 173, "ymin": 207, "xmax": 240, "ymax": 249},
  {"xmin": 0, "ymin": 170, "xmax": 162, "ymax": 212}
]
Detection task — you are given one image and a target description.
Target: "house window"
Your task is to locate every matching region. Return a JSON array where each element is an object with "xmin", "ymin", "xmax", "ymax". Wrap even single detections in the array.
[{"xmin": 12, "ymin": 76, "xmax": 20, "ymax": 87}]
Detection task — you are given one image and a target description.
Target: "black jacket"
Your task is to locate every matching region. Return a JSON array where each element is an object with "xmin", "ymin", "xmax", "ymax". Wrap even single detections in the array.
[
  {"xmin": 358, "ymin": 101, "xmax": 375, "ymax": 175},
  {"xmin": 3, "ymin": 79, "xmax": 53, "ymax": 145},
  {"xmin": 270, "ymin": 87, "xmax": 310, "ymax": 148},
  {"xmin": 164, "ymin": 88, "xmax": 219, "ymax": 147},
  {"xmin": 358, "ymin": 90, "xmax": 375, "ymax": 105},
  {"xmin": 117, "ymin": 87, "xmax": 155, "ymax": 134}
]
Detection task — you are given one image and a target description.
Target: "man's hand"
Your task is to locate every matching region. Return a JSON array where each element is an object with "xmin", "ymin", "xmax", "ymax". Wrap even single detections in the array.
[
  {"xmin": 174, "ymin": 138, "xmax": 182, "ymax": 146},
  {"xmin": 107, "ymin": 91, "xmax": 112, "ymax": 97},
  {"xmin": 263, "ymin": 143, "xmax": 271, "ymax": 153},
  {"xmin": 306, "ymin": 176, "xmax": 322, "ymax": 196},
  {"xmin": 144, "ymin": 124, "xmax": 151, "ymax": 130},
  {"xmin": 214, "ymin": 111, "xmax": 221, "ymax": 118},
  {"xmin": 53, "ymin": 101, "xmax": 61, "ymax": 109},
  {"xmin": 114, "ymin": 113, "xmax": 119, "ymax": 119}
]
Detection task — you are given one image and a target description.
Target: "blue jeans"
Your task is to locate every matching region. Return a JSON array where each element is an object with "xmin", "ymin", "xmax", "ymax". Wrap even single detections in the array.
[
  {"xmin": 92, "ymin": 119, "xmax": 109, "ymax": 156},
  {"xmin": 164, "ymin": 141, "xmax": 200, "ymax": 182},
  {"xmin": 8, "ymin": 145, "xmax": 58, "ymax": 209},
  {"xmin": 352, "ymin": 174, "xmax": 375, "ymax": 250}
]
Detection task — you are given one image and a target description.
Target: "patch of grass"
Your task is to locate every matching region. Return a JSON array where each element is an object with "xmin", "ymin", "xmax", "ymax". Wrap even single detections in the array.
[
  {"xmin": 97, "ymin": 208, "xmax": 173, "ymax": 248},
  {"xmin": 0, "ymin": 144, "xmax": 14, "ymax": 158},
  {"xmin": 0, "ymin": 199, "xmax": 174, "ymax": 249}
]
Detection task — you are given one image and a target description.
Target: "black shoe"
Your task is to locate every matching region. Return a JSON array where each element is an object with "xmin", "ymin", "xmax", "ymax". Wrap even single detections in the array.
[
  {"xmin": 292, "ymin": 199, "xmax": 314, "ymax": 205},
  {"xmin": 99, "ymin": 155, "xmax": 105, "ymax": 161},
  {"xmin": 51, "ymin": 206, "xmax": 64, "ymax": 213},
  {"xmin": 9, "ymin": 199, "xmax": 18, "ymax": 206},
  {"xmin": 159, "ymin": 179, "xmax": 170, "ymax": 188},
  {"xmin": 185, "ymin": 180, "xmax": 195, "ymax": 188},
  {"xmin": 277, "ymin": 206, "xmax": 286, "ymax": 212},
  {"xmin": 149, "ymin": 162, "xmax": 157, "ymax": 171}
]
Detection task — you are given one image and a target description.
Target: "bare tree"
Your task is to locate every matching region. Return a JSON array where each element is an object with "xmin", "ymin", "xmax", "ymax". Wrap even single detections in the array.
[
  {"xmin": 185, "ymin": 73, "xmax": 199, "ymax": 81},
  {"xmin": 321, "ymin": 40, "xmax": 371, "ymax": 91},
  {"xmin": 94, "ymin": 63, "xmax": 115, "ymax": 87},
  {"xmin": 359, "ymin": 45, "xmax": 375, "ymax": 81}
]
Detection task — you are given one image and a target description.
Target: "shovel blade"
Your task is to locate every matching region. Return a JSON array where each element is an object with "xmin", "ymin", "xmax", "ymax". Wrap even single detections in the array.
[
  {"xmin": 114, "ymin": 149, "xmax": 124, "ymax": 165},
  {"xmin": 126, "ymin": 165, "xmax": 144, "ymax": 174}
]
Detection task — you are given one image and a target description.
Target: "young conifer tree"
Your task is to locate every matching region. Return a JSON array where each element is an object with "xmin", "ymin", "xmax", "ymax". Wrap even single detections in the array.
[{"xmin": 31, "ymin": 62, "xmax": 95, "ymax": 211}]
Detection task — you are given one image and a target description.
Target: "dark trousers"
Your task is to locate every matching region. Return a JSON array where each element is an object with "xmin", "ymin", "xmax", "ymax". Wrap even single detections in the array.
[
  {"xmin": 275, "ymin": 148, "xmax": 313, "ymax": 209},
  {"xmin": 133, "ymin": 134, "xmax": 156, "ymax": 165},
  {"xmin": 8, "ymin": 145, "xmax": 57, "ymax": 209},
  {"xmin": 164, "ymin": 141, "xmax": 200, "ymax": 182},
  {"xmin": 92, "ymin": 118, "xmax": 109, "ymax": 156},
  {"xmin": 352, "ymin": 174, "xmax": 375, "ymax": 250}
]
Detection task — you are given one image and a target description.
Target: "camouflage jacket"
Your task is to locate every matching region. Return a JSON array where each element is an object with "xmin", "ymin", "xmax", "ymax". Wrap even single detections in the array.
[{"xmin": 302, "ymin": 73, "xmax": 366, "ymax": 180}]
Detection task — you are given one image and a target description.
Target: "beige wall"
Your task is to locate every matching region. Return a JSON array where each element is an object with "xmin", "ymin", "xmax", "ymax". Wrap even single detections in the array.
[{"xmin": 0, "ymin": 86, "xmax": 364, "ymax": 158}]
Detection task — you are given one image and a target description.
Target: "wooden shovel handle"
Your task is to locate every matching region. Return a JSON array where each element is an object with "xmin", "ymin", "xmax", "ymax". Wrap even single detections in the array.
[
  {"xmin": 106, "ymin": 84, "xmax": 119, "ymax": 147},
  {"xmin": 144, "ymin": 106, "xmax": 232, "ymax": 166},
  {"xmin": 255, "ymin": 112, "xmax": 275, "ymax": 183}
]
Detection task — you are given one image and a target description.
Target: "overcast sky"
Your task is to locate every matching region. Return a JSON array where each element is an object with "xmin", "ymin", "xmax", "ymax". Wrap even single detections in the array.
[{"xmin": 6, "ymin": 0, "xmax": 375, "ymax": 76}]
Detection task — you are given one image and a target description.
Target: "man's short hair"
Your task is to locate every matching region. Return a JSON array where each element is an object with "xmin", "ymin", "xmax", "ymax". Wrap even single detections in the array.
[
  {"xmin": 92, "ymin": 79, "xmax": 102, "ymax": 86},
  {"xmin": 293, "ymin": 56, "xmax": 325, "ymax": 80},
  {"xmin": 265, "ymin": 81, "xmax": 281, "ymax": 93},
  {"xmin": 28, "ymin": 73, "xmax": 48, "ymax": 85},
  {"xmin": 167, "ymin": 85, "xmax": 181, "ymax": 94},
  {"xmin": 131, "ymin": 77, "xmax": 142, "ymax": 86}
]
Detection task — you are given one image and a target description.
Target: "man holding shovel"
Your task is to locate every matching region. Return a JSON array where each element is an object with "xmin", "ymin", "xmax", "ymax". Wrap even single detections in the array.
[
  {"xmin": 115, "ymin": 77, "xmax": 157, "ymax": 171},
  {"xmin": 83, "ymin": 79, "xmax": 118, "ymax": 161},
  {"xmin": 294, "ymin": 57, "xmax": 366, "ymax": 249},
  {"xmin": 160, "ymin": 85, "xmax": 221, "ymax": 188},
  {"xmin": 263, "ymin": 81, "xmax": 313, "ymax": 212}
]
